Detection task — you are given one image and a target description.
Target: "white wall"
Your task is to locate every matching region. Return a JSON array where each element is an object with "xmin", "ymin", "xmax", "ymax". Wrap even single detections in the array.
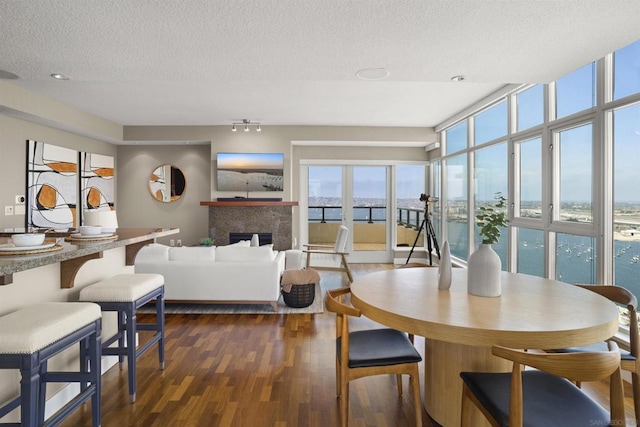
[{"xmin": 117, "ymin": 144, "xmax": 211, "ymax": 246}]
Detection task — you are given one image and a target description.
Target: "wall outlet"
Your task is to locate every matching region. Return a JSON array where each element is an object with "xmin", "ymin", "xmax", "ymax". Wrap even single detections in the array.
[
  {"xmin": 14, "ymin": 205, "xmax": 25, "ymax": 215},
  {"xmin": 177, "ymin": 239, "xmax": 182, "ymax": 247},
  {"xmin": 169, "ymin": 239, "xmax": 175, "ymax": 247},
  {"xmin": 5, "ymin": 206, "xmax": 14, "ymax": 216},
  {"xmin": 15, "ymin": 195, "xmax": 25, "ymax": 205}
]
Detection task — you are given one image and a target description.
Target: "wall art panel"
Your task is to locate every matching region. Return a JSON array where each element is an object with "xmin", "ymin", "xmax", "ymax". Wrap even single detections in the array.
[
  {"xmin": 80, "ymin": 152, "xmax": 115, "ymax": 221},
  {"xmin": 26, "ymin": 140, "xmax": 78, "ymax": 229}
]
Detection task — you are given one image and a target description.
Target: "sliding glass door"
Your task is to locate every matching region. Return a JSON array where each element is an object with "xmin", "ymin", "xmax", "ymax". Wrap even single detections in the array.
[{"xmin": 305, "ymin": 164, "xmax": 391, "ymax": 263}]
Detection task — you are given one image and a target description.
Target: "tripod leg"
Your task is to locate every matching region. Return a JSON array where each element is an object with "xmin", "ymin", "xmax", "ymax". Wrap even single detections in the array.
[
  {"xmin": 406, "ymin": 217, "xmax": 427, "ymax": 264},
  {"xmin": 426, "ymin": 228, "xmax": 433, "ymax": 265},
  {"xmin": 426, "ymin": 219, "xmax": 440, "ymax": 259}
]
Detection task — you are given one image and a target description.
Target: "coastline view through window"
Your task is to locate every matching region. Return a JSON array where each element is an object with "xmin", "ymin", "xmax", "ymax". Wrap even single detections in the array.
[
  {"xmin": 307, "ymin": 165, "xmax": 424, "ymax": 257},
  {"xmin": 436, "ymin": 39, "xmax": 640, "ymax": 304}
]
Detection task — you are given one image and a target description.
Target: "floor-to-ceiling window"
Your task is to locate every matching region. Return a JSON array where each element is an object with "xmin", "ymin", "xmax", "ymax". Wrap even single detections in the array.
[
  {"xmin": 444, "ymin": 154, "xmax": 468, "ymax": 259},
  {"xmin": 474, "ymin": 142, "xmax": 508, "ymax": 267},
  {"xmin": 613, "ymin": 103, "xmax": 640, "ymax": 293},
  {"xmin": 434, "ymin": 38, "xmax": 640, "ymax": 300}
]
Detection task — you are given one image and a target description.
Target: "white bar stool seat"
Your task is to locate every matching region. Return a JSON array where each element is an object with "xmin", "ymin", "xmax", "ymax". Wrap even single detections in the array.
[
  {"xmin": 0, "ymin": 302, "xmax": 102, "ymax": 427},
  {"xmin": 79, "ymin": 273, "xmax": 164, "ymax": 403}
]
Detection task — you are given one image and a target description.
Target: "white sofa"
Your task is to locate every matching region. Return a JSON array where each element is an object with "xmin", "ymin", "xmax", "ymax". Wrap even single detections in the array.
[{"xmin": 134, "ymin": 243, "xmax": 287, "ymax": 310}]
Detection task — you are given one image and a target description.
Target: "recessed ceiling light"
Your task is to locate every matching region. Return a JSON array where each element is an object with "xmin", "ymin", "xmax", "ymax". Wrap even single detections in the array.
[
  {"xmin": 50, "ymin": 73, "xmax": 69, "ymax": 80},
  {"xmin": 451, "ymin": 75, "xmax": 466, "ymax": 82},
  {"xmin": 0, "ymin": 70, "xmax": 20, "ymax": 80},
  {"xmin": 356, "ymin": 68, "xmax": 390, "ymax": 81}
]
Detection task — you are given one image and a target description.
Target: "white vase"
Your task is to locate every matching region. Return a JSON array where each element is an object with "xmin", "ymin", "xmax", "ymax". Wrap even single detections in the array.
[
  {"xmin": 438, "ymin": 241, "xmax": 452, "ymax": 290},
  {"xmin": 467, "ymin": 243, "xmax": 501, "ymax": 297}
]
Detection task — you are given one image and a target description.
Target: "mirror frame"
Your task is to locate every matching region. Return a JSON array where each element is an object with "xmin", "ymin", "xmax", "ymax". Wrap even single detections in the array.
[{"xmin": 149, "ymin": 164, "xmax": 187, "ymax": 202}]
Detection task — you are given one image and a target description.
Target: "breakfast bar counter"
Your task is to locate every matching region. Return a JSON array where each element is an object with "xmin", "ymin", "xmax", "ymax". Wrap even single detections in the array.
[{"xmin": 0, "ymin": 228, "xmax": 179, "ymax": 286}]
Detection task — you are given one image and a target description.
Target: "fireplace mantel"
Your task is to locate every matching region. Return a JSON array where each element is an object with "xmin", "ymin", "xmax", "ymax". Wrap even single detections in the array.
[{"xmin": 200, "ymin": 200, "xmax": 298, "ymax": 207}]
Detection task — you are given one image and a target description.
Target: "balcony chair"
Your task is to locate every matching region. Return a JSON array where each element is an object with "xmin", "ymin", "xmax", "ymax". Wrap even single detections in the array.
[
  {"xmin": 304, "ymin": 225, "xmax": 353, "ymax": 283},
  {"xmin": 546, "ymin": 284, "xmax": 639, "ymax": 422},
  {"xmin": 324, "ymin": 287, "xmax": 422, "ymax": 427},
  {"xmin": 460, "ymin": 342, "xmax": 625, "ymax": 427}
]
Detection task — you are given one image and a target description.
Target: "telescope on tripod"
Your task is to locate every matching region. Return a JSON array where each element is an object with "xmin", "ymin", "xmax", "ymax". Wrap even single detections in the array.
[{"xmin": 406, "ymin": 194, "xmax": 440, "ymax": 265}]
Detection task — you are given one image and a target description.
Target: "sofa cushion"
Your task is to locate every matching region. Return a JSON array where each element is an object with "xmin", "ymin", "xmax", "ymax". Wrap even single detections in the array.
[
  {"xmin": 216, "ymin": 246, "xmax": 276, "ymax": 262},
  {"xmin": 168, "ymin": 246, "xmax": 216, "ymax": 261},
  {"xmin": 135, "ymin": 243, "xmax": 170, "ymax": 263},
  {"xmin": 226, "ymin": 240, "xmax": 251, "ymax": 247}
]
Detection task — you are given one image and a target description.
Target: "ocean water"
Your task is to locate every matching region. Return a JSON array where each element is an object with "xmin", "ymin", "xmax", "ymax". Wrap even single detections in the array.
[
  {"xmin": 309, "ymin": 203, "xmax": 640, "ymax": 299},
  {"xmin": 446, "ymin": 221, "xmax": 640, "ymax": 299}
]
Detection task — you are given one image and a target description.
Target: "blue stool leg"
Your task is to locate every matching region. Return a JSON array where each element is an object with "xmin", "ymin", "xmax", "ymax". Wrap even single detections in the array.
[
  {"xmin": 118, "ymin": 311, "xmax": 126, "ymax": 369},
  {"xmin": 125, "ymin": 303, "xmax": 137, "ymax": 403},
  {"xmin": 38, "ymin": 358, "xmax": 47, "ymax": 424},
  {"xmin": 80, "ymin": 337, "xmax": 89, "ymax": 392},
  {"xmin": 90, "ymin": 319, "xmax": 102, "ymax": 427},
  {"xmin": 156, "ymin": 291, "xmax": 165, "ymax": 370},
  {"xmin": 21, "ymin": 355, "xmax": 40, "ymax": 427}
]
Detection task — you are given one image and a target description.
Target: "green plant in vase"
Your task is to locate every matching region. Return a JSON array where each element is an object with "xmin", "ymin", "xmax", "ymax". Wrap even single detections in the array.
[
  {"xmin": 468, "ymin": 192, "xmax": 508, "ymax": 297},
  {"xmin": 476, "ymin": 192, "xmax": 508, "ymax": 244}
]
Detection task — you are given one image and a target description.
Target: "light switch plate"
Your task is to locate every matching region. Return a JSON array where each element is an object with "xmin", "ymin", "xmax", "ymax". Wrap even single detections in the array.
[
  {"xmin": 14, "ymin": 205, "xmax": 25, "ymax": 215},
  {"xmin": 5, "ymin": 206, "xmax": 14, "ymax": 215}
]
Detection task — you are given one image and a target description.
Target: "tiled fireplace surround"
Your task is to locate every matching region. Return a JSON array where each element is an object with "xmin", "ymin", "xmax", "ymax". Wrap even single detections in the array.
[{"xmin": 207, "ymin": 204, "xmax": 294, "ymax": 250}]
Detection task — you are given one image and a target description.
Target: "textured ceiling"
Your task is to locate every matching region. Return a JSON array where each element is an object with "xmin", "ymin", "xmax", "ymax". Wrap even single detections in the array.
[{"xmin": 1, "ymin": 0, "xmax": 640, "ymax": 129}]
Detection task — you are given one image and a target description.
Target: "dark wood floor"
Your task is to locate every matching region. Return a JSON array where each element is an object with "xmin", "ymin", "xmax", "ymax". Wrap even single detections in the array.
[{"xmin": 61, "ymin": 264, "xmax": 636, "ymax": 426}]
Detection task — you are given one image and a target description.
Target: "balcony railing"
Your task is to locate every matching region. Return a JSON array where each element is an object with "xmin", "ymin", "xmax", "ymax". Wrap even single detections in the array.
[
  {"xmin": 308, "ymin": 205, "xmax": 426, "ymax": 228},
  {"xmin": 307, "ymin": 205, "xmax": 426, "ymax": 248}
]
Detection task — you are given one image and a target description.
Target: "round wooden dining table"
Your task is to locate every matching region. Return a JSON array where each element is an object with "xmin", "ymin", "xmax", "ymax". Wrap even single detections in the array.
[{"xmin": 350, "ymin": 267, "xmax": 620, "ymax": 427}]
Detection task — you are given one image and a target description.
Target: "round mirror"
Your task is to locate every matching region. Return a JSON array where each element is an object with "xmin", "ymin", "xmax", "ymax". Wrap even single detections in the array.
[{"xmin": 149, "ymin": 164, "xmax": 186, "ymax": 202}]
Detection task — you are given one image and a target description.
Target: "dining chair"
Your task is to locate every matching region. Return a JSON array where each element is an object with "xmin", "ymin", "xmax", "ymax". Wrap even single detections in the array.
[
  {"xmin": 304, "ymin": 225, "xmax": 353, "ymax": 283},
  {"xmin": 546, "ymin": 284, "xmax": 639, "ymax": 421},
  {"xmin": 460, "ymin": 342, "xmax": 625, "ymax": 427},
  {"xmin": 324, "ymin": 287, "xmax": 422, "ymax": 427}
]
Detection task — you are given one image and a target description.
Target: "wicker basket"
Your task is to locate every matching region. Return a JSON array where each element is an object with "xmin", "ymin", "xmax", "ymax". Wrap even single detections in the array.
[{"xmin": 282, "ymin": 283, "xmax": 316, "ymax": 308}]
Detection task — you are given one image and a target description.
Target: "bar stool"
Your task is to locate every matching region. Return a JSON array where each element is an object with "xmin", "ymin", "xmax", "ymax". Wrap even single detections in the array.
[
  {"xmin": 0, "ymin": 302, "xmax": 102, "ymax": 427},
  {"xmin": 79, "ymin": 273, "xmax": 164, "ymax": 403}
]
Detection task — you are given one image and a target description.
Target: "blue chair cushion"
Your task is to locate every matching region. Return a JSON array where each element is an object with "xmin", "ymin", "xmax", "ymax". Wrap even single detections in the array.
[
  {"xmin": 460, "ymin": 370, "xmax": 611, "ymax": 427},
  {"xmin": 337, "ymin": 328, "xmax": 422, "ymax": 368},
  {"xmin": 550, "ymin": 341, "xmax": 635, "ymax": 361}
]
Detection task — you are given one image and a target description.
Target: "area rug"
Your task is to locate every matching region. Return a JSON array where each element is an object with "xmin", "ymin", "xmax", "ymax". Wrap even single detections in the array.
[{"xmin": 138, "ymin": 283, "xmax": 324, "ymax": 315}]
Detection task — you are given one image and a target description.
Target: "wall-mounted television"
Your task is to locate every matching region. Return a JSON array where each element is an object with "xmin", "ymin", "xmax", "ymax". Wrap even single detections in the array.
[{"xmin": 216, "ymin": 152, "xmax": 284, "ymax": 192}]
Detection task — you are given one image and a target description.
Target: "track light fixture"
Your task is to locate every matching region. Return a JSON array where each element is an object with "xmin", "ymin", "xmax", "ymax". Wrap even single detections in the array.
[{"xmin": 231, "ymin": 119, "xmax": 262, "ymax": 132}]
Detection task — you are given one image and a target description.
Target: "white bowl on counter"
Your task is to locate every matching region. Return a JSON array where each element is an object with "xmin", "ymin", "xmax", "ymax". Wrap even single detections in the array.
[
  {"xmin": 78, "ymin": 226, "xmax": 103, "ymax": 236},
  {"xmin": 11, "ymin": 233, "xmax": 46, "ymax": 247}
]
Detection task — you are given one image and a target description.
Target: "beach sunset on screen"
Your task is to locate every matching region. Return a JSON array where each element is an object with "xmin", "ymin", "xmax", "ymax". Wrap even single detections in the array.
[{"xmin": 218, "ymin": 153, "xmax": 283, "ymax": 170}]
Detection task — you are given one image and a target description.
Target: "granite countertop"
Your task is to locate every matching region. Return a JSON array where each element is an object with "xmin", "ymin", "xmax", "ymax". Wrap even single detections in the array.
[{"xmin": 0, "ymin": 228, "xmax": 178, "ymax": 283}]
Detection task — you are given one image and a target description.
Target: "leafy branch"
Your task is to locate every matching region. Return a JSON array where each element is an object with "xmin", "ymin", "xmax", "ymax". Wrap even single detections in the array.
[{"xmin": 476, "ymin": 192, "xmax": 508, "ymax": 244}]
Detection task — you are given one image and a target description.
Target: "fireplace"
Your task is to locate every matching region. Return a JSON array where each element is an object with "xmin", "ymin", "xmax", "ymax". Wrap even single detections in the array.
[
  {"xmin": 229, "ymin": 232, "xmax": 273, "ymax": 245},
  {"xmin": 203, "ymin": 200, "xmax": 297, "ymax": 251}
]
